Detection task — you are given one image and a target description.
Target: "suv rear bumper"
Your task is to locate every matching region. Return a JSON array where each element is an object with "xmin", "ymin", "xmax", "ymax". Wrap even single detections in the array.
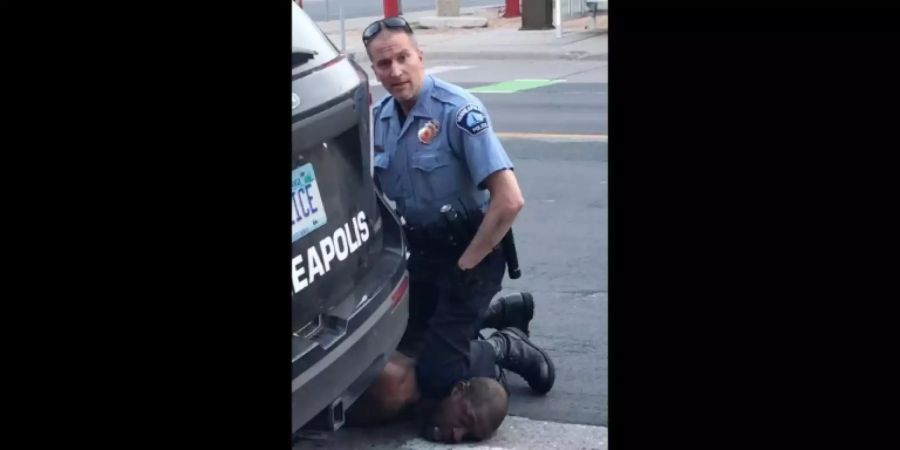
[{"xmin": 291, "ymin": 265, "xmax": 409, "ymax": 432}]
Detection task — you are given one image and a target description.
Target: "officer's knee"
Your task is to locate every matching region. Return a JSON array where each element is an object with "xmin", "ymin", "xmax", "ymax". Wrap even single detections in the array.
[{"xmin": 416, "ymin": 358, "xmax": 463, "ymax": 399}]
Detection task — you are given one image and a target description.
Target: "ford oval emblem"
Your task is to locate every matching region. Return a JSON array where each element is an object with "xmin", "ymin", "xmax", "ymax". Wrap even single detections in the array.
[{"xmin": 292, "ymin": 93, "xmax": 300, "ymax": 110}]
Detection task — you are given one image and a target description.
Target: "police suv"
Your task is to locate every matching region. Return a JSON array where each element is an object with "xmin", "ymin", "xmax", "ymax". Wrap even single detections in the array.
[{"xmin": 292, "ymin": 2, "xmax": 409, "ymax": 433}]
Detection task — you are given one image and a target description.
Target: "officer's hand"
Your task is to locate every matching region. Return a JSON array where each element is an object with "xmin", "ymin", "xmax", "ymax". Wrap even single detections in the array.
[{"xmin": 457, "ymin": 253, "xmax": 481, "ymax": 271}]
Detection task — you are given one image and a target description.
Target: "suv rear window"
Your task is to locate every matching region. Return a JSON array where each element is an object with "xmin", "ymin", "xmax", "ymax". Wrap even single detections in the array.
[{"xmin": 292, "ymin": 4, "xmax": 340, "ymax": 72}]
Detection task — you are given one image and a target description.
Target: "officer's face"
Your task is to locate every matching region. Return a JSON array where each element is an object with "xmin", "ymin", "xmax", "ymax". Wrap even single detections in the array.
[{"xmin": 368, "ymin": 31, "xmax": 425, "ymax": 108}]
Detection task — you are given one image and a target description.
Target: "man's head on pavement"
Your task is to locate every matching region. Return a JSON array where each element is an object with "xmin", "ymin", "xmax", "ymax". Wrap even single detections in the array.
[
  {"xmin": 363, "ymin": 17, "xmax": 425, "ymax": 114},
  {"xmin": 425, "ymin": 377, "xmax": 509, "ymax": 443}
]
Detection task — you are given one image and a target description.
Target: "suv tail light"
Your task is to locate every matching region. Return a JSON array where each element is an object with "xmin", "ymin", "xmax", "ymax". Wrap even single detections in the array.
[{"xmin": 390, "ymin": 272, "xmax": 409, "ymax": 310}]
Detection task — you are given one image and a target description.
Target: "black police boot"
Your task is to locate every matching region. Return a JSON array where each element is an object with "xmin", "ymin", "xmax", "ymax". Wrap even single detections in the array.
[
  {"xmin": 486, "ymin": 327, "xmax": 555, "ymax": 395},
  {"xmin": 481, "ymin": 292, "xmax": 535, "ymax": 336}
]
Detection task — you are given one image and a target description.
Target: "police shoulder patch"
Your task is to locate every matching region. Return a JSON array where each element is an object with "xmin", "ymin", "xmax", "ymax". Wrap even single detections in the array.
[{"xmin": 455, "ymin": 104, "xmax": 489, "ymax": 136}]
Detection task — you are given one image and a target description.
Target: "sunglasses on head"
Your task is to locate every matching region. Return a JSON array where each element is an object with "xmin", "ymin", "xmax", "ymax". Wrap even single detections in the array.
[{"xmin": 362, "ymin": 16, "xmax": 413, "ymax": 45}]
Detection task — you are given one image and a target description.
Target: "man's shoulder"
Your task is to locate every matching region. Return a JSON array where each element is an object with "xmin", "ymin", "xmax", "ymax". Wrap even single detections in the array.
[
  {"xmin": 429, "ymin": 78, "xmax": 495, "ymax": 140},
  {"xmin": 430, "ymin": 77, "xmax": 483, "ymax": 111}
]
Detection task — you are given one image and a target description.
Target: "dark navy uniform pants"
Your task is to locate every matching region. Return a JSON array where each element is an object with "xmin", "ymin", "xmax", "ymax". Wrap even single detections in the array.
[{"xmin": 397, "ymin": 246, "xmax": 506, "ymax": 398}]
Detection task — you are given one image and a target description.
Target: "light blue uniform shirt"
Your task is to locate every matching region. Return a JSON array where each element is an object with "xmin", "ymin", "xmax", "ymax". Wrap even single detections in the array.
[{"xmin": 373, "ymin": 75, "xmax": 514, "ymax": 228}]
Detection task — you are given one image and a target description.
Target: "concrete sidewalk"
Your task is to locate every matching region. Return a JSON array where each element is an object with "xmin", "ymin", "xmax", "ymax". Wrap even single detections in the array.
[
  {"xmin": 317, "ymin": 6, "xmax": 607, "ymax": 64},
  {"xmin": 294, "ymin": 415, "xmax": 608, "ymax": 449}
]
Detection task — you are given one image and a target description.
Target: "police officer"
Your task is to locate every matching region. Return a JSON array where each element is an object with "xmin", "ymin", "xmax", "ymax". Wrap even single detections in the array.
[{"xmin": 362, "ymin": 16, "xmax": 555, "ymax": 401}]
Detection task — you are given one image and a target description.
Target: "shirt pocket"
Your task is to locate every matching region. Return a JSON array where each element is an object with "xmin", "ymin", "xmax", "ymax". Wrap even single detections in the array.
[{"xmin": 410, "ymin": 151, "xmax": 458, "ymax": 203}]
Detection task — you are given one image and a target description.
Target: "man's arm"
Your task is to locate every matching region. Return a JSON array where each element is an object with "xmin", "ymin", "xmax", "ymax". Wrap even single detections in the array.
[
  {"xmin": 457, "ymin": 169, "xmax": 524, "ymax": 270},
  {"xmin": 346, "ymin": 352, "xmax": 421, "ymax": 425},
  {"xmin": 446, "ymin": 100, "xmax": 522, "ymax": 271}
]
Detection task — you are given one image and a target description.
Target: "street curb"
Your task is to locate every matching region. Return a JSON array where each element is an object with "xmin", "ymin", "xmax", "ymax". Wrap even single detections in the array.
[{"xmin": 315, "ymin": 4, "xmax": 506, "ymax": 33}]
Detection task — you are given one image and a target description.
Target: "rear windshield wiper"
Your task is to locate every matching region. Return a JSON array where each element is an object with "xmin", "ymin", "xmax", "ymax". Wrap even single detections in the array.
[{"xmin": 292, "ymin": 46, "xmax": 318, "ymax": 68}]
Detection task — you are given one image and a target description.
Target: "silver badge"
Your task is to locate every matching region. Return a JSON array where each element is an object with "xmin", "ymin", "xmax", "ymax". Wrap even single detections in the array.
[{"xmin": 292, "ymin": 93, "xmax": 300, "ymax": 110}]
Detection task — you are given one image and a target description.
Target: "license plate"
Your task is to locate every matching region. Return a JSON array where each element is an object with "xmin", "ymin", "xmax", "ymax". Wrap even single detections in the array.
[{"xmin": 292, "ymin": 163, "xmax": 328, "ymax": 242}]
